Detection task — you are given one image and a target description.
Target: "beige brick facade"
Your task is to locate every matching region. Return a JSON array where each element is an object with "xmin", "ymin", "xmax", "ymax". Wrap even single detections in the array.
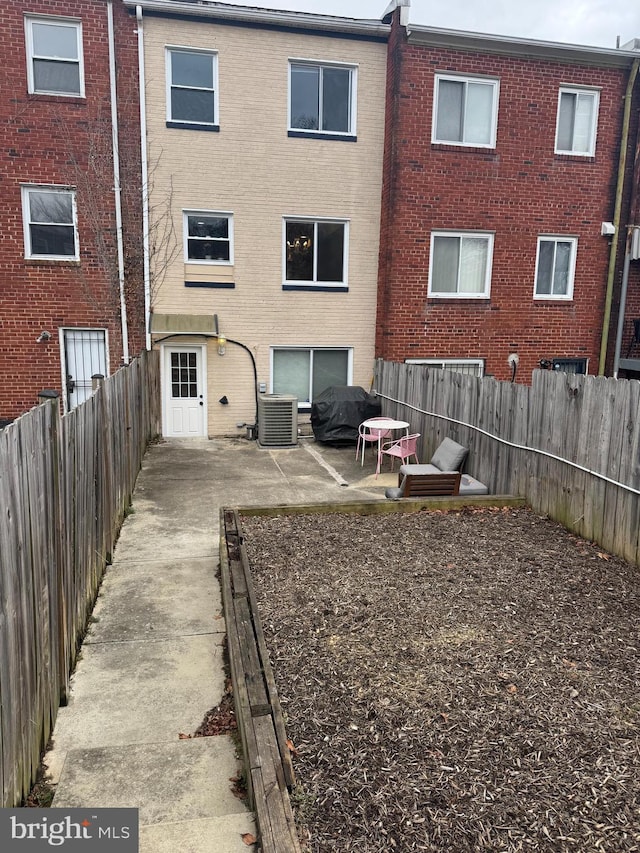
[{"xmin": 141, "ymin": 10, "xmax": 387, "ymax": 436}]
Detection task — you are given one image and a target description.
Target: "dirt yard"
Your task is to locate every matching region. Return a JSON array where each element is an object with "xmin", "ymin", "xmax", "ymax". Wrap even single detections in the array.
[{"xmin": 240, "ymin": 505, "xmax": 640, "ymax": 853}]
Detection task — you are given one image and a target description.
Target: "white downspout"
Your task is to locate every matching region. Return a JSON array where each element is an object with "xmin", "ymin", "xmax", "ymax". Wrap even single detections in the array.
[
  {"xmin": 107, "ymin": 1, "xmax": 130, "ymax": 364},
  {"xmin": 136, "ymin": 5, "xmax": 152, "ymax": 350}
]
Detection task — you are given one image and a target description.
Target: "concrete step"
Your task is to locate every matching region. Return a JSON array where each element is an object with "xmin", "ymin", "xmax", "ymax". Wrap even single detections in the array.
[
  {"xmin": 53, "ymin": 737, "xmax": 250, "ymax": 825},
  {"xmin": 140, "ymin": 814, "xmax": 257, "ymax": 853},
  {"xmin": 46, "ymin": 634, "xmax": 226, "ymax": 784}
]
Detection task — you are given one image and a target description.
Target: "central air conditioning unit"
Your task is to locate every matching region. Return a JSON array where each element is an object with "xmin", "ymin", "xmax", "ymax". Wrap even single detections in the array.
[{"xmin": 257, "ymin": 394, "xmax": 298, "ymax": 447}]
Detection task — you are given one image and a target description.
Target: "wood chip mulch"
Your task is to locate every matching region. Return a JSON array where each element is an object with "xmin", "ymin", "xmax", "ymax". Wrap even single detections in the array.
[{"xmin": 240, "ymin": 506, "xmax": 640, "ymax": 852}]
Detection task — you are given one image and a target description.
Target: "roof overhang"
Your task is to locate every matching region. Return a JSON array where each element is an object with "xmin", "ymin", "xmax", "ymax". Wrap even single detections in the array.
[
  {"xmin": 122, "ymin": 0, "xmax": 390, "ymax": 40},
  {"xmin": 407, "ymin": 25, "xmax": 640, "ymax": 68},
  {"xmin": 150, "ymin": 313, "xmax": 216, "ymax": 336}
]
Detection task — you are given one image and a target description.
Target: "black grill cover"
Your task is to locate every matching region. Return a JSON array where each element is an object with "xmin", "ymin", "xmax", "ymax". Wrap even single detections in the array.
[{"xmin": 311, "ymin": 386, "xmax": 381, "ymax": 444}]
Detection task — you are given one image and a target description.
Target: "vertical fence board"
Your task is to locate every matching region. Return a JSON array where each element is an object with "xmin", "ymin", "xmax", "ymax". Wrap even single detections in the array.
[
  {"xmin": 554, "ymin": 373, "xmax": 586, "ymax": 535},
  {"xmin": 23, "ymin": 408, "xmax": 51, "ymax": 784},
  {"xmin": 601, "ymin": 380, "xmax": 629, "ymax": 555},
  {"xmin": 8, "ymin": 422, "xmax": 36, "ymax": 801},
  {"xmin": 476, "ymin": 377, "xmax": 500, "ymax": 494},
  {"xmin": 577, "ymin": 377, "xmax": 609, "ymax": 545},
  {"xmin": 457, "ymin": 374, "xmax": 482, "ymax": 478},
  {"xmin": 0, "ymin": 427, "xmax": 22, "ymax": 807}
]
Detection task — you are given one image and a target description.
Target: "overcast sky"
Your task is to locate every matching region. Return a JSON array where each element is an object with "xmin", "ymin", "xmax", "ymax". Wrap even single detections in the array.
[{"xmin": 216, "ymin": 1, "xmax": 640, "ymax": 50}]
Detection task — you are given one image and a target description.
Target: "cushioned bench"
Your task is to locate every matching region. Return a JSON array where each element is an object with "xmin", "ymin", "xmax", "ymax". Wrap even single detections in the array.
[
  {"xmin": 385, "ymin": 470, "xmax": 461, "ymax": 499},
  {"xmin": 384, "ymin": 437, "xmax": 489, "ymax": 499},
  {"xmin": 385, "ymin": 467, "xmax": 489, "ymax": 500}
]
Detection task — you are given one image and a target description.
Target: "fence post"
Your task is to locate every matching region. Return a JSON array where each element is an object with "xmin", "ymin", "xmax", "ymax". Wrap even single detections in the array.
[
  {"xmin": 37, "ymin": 389, "xmax": 59, "ymax": 406},
  {"xmin": 91, "ymin": 373, "xmax": 105, "ymax": 392}
]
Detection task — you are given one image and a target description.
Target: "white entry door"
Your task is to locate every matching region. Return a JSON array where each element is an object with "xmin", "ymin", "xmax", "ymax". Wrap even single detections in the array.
[{"xmin": 162, "ymin": 346, "xmax": 207, "ymax": 437}]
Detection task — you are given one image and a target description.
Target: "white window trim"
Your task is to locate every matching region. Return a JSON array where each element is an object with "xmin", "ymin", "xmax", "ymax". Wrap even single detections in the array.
[
  {"xmin": 21, "ymin": 184, "xmax": 79, "ymax": 261},
  {"xmin": 432, "ymin": 73, "xmax": 499, "ymax": 149},
  {"xmin": 183, "ymin": 209, "xmax": 233, "ymax": 264},
  {"xmin": 288, "ymin": 59, "xmax": 358, "ymax": 137},
  {"xmin": 554, "ymin": 86, "xmax": 600, "ymax": 157},
  {"xmin": 25, "ymin": 15, "xmax": 84, "ymax": 97},
  {"xmin": 269, "ymin": 346, "xmax": 354, "ymax": 408},
  {"xmin": 533, "ymin": 235, "xmax": 577, "ymax": 301},
  {"xmin": 283, "ymin": 216, "xmax": 349, "ymax": 288},
  {"xmin": 428, "ymin": 230, "xmax": 494, "ymax": 299},
  {"xmin": 405, "ymin": 358, "xmax": 485, "ymax": 377},
  {"xmin": 166, "ymin": 46, "xmax": 219, "ymax": 126}
]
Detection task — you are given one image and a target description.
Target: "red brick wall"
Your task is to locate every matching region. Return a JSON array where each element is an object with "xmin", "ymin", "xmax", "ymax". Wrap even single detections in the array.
[
  {"xmin": 0, "ymin": 0, "xmax": 143, "ymax": 420},
  {"xmin": 376, "ymin": 23, "xmax": 635, "ymax": 382}
]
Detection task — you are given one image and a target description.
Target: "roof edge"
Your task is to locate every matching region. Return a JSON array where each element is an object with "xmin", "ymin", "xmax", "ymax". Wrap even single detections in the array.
[
  {"xmin": 122, "ymin": 0, "xmax": 390, "ymax": 38},
  {"xmin": 407, "ymin": 25, "xmax": 640, "ymax": 66}
]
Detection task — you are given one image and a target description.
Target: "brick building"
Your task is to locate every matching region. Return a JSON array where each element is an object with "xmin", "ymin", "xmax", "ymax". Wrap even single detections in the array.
[
  {"xmin": 377, "ymin": 2, "xmax": 640, "ymax": 382},
  {"xmin": 0, "ymin": 0, "xmax": 145, "ymax": 422}
]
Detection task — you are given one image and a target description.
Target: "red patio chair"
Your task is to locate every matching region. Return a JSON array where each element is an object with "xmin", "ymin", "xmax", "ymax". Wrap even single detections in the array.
[
  {"xmin": 356, "ymin": 417, "xmax": 391, "ymax": 465},
  {"xmin": 380, "ymin": 433, "xmax": 420, "ymax": 472}
]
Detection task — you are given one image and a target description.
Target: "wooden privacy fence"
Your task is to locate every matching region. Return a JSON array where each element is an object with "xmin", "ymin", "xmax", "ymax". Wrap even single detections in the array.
[
  {"xmin": 373, "ymin": 360, "xmax": 640, "ymax": 566},
  {"xmin": 0, "ymin": 349, "xmax": 161, "ymax": 807}
]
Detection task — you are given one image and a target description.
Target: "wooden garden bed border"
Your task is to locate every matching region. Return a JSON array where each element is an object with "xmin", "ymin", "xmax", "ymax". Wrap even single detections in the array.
[
  {"xmin": 220, "ymin": 495, "xmax": 525, "ymax": 851},
  {"xmin": 220, "ymin": 508, "xmax": 300, "ymax": 853}
]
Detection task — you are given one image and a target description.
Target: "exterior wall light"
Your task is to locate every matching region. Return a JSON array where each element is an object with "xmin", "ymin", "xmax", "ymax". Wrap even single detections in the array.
[{"xmin": 217, "ymin": 335, "xmax": 226, "ymax": 356}]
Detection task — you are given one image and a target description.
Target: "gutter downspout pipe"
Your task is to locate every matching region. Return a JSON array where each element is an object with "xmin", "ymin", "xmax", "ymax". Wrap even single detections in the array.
[
  {"xmin": 136, "ymin": 5, "xmax": 152, "ymax": 350},
  {"xmin": 613, "ymin": 231, "xmax": 636, "ymax": 377},
  {"xmin": 613, "ymin": 62, "xmax": 640, "ymax": 377},
  {"xmin": 107, "ymin": 2, "xmax": 130, "ymax": 364},
  {"xmin": 599, "ymin": 57, "xmax": 639, "ymax": 375}
]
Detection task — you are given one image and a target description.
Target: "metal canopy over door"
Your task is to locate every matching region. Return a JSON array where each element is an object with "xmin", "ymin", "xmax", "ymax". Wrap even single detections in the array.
[
  {"xmin": 62, "ymin": 328, "xmax": 108, "ymax": 410},
  {"xmin": 162, "ymin": 345, "xmax": 207, "ymax": 436}
]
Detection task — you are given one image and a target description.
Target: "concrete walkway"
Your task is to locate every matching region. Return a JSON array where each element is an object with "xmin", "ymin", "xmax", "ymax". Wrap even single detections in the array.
[{"xmin": 46, "ymin": 437, "xmax": 394, "ymax": 852}]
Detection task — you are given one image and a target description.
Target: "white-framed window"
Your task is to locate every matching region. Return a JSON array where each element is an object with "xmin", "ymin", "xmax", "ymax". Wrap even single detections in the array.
[
  {"xmin": 25, "ymin": 16, "xmax": 83, "ymax": 96},
  {"xmin": 271, "ymin": 347, "xmax": 353, "ymax": 406},
  {"xmin": 284, "ymin": 218, "xmax": 348, "ymax": 287},
  {"xmin": 289, "ymin": 61, "xmax": 356, "ymax": 136},
  {"xmin": 428, "ymin": 231, "xmax": 493, "ymax": 298},
  {"xmin": 22, "ymin": 185, "xmax": 78, "ymax": 260},
  {"xmin": 555, "ymin": 87, "xmax": 599, "ymax": 156},
  {"xmin": 534, "ymin": 236, "xmax": 577, "ymax": 300},
  {"xmin": 433, "ymin": 74, "xmax": 499, "ymax": 148},
  {"xmin": 166, "ymin": 48, "xmax": 218, "ymax": 126},
  {"xmin": 405, "ymin": 358, "xmax": 485, "ymax": 377},
  {"xmin": 184, "ymin": 211, "xmax": 233, "ymax": 262}
]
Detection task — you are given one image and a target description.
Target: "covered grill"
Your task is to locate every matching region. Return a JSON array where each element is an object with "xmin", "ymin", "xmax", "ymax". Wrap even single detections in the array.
[{"xmin": 310, "ymin": 385, "xmax": 381, "ymax": 444}]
